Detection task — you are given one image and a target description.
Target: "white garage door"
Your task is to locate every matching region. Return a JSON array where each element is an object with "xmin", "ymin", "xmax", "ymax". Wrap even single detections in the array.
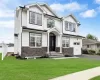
[{"xmin": 73, "ymin": 42, "xmax": 81, "ymax": 55}]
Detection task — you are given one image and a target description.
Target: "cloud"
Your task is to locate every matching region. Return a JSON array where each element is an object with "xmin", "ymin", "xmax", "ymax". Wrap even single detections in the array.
[
  {"xmin": 0, "ymin": 0, "xmax": 21, "ymax": 18},
  {"xmin": 96, "ymin": 6, "xmax": 100, "ymax": 12},
  {"xmin": 0, "ymin": 10, "xmax": 14, "ymax": 18},
  {"xmin": 80, "ymin": 9, "xmax": 97, "ymax": 18},
  {"xmin": 0, "ymin": 20, "xmax": 14, "ymax": 28},
  {"xmin": 50, "ymin": 2, "xmax": 87, "ymax": 12},
  {"xmin": 95, "ymin": 0, "xmax": 100, "ymax": 4}
]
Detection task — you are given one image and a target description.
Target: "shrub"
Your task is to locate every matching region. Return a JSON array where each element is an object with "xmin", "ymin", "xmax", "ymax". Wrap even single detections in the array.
[
  {"xmin": 40, "ymin": 54, "xmax": 49, "ymax": 58},
  {"xmin": 97, "ymin": 52, "xmax": 100, "ymax": 55},
  {"xmin": 82, "ymin": 49, "xmax": 89, "ymax": 54},
  {"xmin": 97, "ymin": 49, "xmax": 100, "ymax": 55},
  {"xmin": 11, "ymin": 54, "xmax": 15, "ymax": 56},
  {"xmin": 88, "ymin": 50, "xmax": 96, "ymax": 55}
]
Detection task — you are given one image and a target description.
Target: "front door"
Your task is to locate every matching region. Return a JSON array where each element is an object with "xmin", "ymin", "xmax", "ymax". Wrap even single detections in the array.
[{"xmin": 49, "ymin": 33, "xmax": 56, "ymax": 51}]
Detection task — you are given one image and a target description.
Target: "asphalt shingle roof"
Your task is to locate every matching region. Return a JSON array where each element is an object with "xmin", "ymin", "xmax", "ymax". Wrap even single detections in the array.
[{"xmin": 82, "ymin": 39, "xmax": 100, "ymax": 45}]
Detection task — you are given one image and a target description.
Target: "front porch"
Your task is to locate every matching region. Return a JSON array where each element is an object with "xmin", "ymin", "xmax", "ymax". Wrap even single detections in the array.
[{"xmin": 47, "ymin": 27, "xmax": 62, "ymax": 55}]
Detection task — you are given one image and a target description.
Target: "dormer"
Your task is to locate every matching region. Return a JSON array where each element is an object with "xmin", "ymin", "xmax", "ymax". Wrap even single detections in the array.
[{"xmin": 63, "ymin": 14, "xmax": 81, "ymax": 35}]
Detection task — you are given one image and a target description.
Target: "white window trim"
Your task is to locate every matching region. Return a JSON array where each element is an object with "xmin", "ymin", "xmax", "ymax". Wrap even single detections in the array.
[
  {"xmin": 62, "ymin": 37, "xmax": 70, "ymax": 48},
  {"xmin": 29, "ymin": 11, "xmax": 42, "ymax": 26},
  {"xmin": 65, "ymin": 21, "xmax": 76, "ymax": 32},
  {"xmin": 47, "ymin": 18, "xmax": 55, "ymax": 28},
  {"xmin": 29, "ymin": 33, "xmax": 42, "ymax": 48}
]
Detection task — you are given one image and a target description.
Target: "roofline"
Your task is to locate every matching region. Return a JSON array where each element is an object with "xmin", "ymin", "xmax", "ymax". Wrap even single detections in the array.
[
  {"xmin": 22, "ymin": 26, "xmax": 47, "ymax": 32},
  {"xmin": 63, "ymin": 33, "xmax": 85, "ymax": 38},
  {"xmin": 44, "ymin": 13, "xmax": 62, "ymax": 19},
  {"xmin": 63, "ymin": 14, "xmax": 81, "ymax": 26},
  {"xmin": 39, "ymin": 3, "xmax": 59, "ymax": 18},
  {"xmin": 83, "ymin": 42, "xmax": 100, "ymax": 45}
]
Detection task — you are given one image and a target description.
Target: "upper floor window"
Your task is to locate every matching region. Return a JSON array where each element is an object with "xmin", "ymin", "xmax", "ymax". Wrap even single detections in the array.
[
  {"xmin": 74, "ymin": 42, "xmax": 80, "ymax": 45},
  {"xmin": 62, "ymin": 37, "xmax": 70, "ymax": 48},
  {"xmin": 47, "ymin": 19, "xmax": 55, "ymax": 28},
  {"xmin": 65, "ymin": 21, "xmax": 76, "ymax": 32},
  {"xmin": 29, "ymin": 33, "xmax": 42, "ymax": 47},
  {"xmin": 29, "ymin": 11, "xmax": 42, "ymax": 26}
]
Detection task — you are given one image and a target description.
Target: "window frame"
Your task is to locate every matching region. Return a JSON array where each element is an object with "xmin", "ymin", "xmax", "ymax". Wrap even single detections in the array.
[
  {"xmin": 29, "ymin": 11, "xmax": 42, "ymax": 26},
  {"xmin": 47, "ymin": 18, "xmax": 55, "ymax": 28},
  {"xmin": 29, "ymin": 32, "xmax": 42, "ymax": 48},
  {"xmin": 65, "ymin": 21, "xmax": 76, "ymax": 32},
  {"xmin": 62, "ymin": 37, "xmax": 70, "ymax": 48},
  {"xmin": 73, "ymin": 42, "xmax": 80, "ymax": 45}
]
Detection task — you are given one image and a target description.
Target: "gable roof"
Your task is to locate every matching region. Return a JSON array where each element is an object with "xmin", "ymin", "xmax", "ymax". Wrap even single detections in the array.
[
  {"xmin": 40, "ymin": 3, "xmax": 58, "ymax": 17},
  {"xmin": 64, "ymin": 14, "xmax": 81, "ymax": 26},
  {"xmin": 83, "ymin": 39, "xmax": 100, "ymax": 45},
  {"xmin": 25, "ymin": 3, "xmax": 45, "ymax": 12}
]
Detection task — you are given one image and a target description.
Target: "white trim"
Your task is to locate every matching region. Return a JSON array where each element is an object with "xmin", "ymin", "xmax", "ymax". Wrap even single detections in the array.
[
  {"xmin": 40, "ymin": 3, "xmax": 59, "ymax": 17},
  {"xmin": 60, "ymin": 34, "xmax": 62, "ymax": 53},
  {"xmin": 47, "ymin": 32, "xmax": 49, "ymax": 54},
  {"xmin": 63, "ymin": 14, "xmax": 80, "ymax": 24}
]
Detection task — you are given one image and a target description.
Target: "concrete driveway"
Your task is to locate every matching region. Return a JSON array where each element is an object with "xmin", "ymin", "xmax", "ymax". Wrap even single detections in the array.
[{"xmin": 77, "ymin": 54, "xmax": 100, "ymax": 60}]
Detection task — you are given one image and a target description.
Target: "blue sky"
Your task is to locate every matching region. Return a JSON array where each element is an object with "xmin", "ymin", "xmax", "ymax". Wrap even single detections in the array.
[{"xmin": 0, "ymin": 0, "xmax": 100, "ymax": 43}]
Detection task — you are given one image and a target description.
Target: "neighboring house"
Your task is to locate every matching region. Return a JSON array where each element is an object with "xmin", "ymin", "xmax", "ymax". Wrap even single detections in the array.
[
  {"xmin": 82, "ymin": 39, "xmax": 100, "ymax": 52},
  {"xmin": 14, "ymin": 3, "xmax": 84, "ymax": 58},
  {"xmin": 0, "ymin": 43, "xmax": 14, "ymax": 53}
]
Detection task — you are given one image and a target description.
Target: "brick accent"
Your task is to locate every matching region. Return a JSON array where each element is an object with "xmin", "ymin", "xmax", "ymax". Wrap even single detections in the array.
[
  {"xmin": 21, "ymin": 47, "xmax": 74, "ymax": 57},
  {"xmin": 21, "ymin": 47, "xmax": 47, "ymax": 58},
  {"xmin": 62, "ymin": 47, "xmax": 74, "ymax": 56}
]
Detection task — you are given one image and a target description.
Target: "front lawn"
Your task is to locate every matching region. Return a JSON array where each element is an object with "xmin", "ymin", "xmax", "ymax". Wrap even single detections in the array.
[
  {"xmin": 0, "ymin": 55, "xmax": 100, "ymax": 80},
  {"xmin": 90, "ymin": 76, "xmax": 100, "ymax": 80}
]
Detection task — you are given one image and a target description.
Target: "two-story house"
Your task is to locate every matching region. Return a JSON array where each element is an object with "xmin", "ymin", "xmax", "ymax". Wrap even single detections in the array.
[{"xmin": 14, "ymin": 3, "xmax": 84, "ymax": 58}]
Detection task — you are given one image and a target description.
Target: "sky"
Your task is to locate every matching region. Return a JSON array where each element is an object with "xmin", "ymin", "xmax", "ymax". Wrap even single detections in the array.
[{"xmin": 0, "ymin": 0, "xmax": 100, "ymax": 43}]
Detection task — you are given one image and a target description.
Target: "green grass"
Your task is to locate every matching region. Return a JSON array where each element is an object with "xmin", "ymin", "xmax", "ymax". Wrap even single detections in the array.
[
  {"xmin": 0, "ymin": 55, "xmax": 100, "ymax": 80},
  {"xmin": 90, "ymin": 76, "xmax": 100, "ymax": 80}
]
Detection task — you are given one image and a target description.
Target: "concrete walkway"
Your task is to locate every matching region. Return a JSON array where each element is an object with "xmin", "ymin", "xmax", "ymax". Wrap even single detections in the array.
[
  {"xmin": 50, "ymin": 67, "xmax": 100, "ymax": 80},
  {"xmin": 52, "ymin": 57, "xmax": 79, "ymax": 60}
]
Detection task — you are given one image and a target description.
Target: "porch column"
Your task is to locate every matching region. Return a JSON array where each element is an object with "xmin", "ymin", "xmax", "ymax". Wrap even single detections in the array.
[
  {"xmin": 60, "ymin": 34, "xmax": 62, "ymax": 53},
  {"xmin": 47, "ymin": 32, "xmax": 49, "ymax": 54}
]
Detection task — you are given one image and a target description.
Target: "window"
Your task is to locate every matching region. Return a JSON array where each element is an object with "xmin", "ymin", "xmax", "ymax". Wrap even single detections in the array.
[
  {"xmin": 47, "ymin": 19, "xmax": 55, "ymax": 28},
  {"xmin": 77, "ymin": 42, "xmax": 80, "ymax": 45},
  {"xmin": 74, "ymin": 42, "xmax": 80, "ymax": 45},
  {"xmin": 69, "ymin": 23, "xmax": 76, "ymax": 32},
  {"xmin": 65, "ymin": 21, "xmax": 69, "ymax": 30},
  {"xmin": 29, "ymin": 33, "xmax": 42, "ymax": 47},
  {"xmin": 29, "ymin": 11, "xmax": 42, "ymax": 26},
  {"xmin": 62, "ymin": 37, "xmax": 70, "ymax": 48},
  {"xmin": 87, "ymin": 45, "xmax": 89, "ymax": 48},
  {"xmin": 74, "ymin": 42, "xmax": 77, "ymax": 45},
  {"xmin": 65, "ymin": 21, "xmax": 76, "ymax": 32}
]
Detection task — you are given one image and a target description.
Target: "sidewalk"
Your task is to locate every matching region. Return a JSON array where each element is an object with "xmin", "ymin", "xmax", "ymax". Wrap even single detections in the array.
[{"xmin": 50, "ymin": 67, "xmax": 100, "ymax": 80}]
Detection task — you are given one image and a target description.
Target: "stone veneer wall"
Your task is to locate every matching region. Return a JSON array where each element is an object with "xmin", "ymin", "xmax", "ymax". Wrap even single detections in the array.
[
  {"xmin": 21, "ymin": 47, "xmax": 47, "ymax": 58},
  {"xmin": 62, "ymin": 47, "xmax": 74, "ymax": 56},
  {"xmin": 55, "ymin": 47, "xmax": 74, "ymax": 56},
  {"xmin": 21, "ymin": 47, "xmax": 74, "ymax": 57}
]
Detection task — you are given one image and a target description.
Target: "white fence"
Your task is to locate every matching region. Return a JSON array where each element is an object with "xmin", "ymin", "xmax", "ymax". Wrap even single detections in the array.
[
  {"xmin": 0, "ymin": 43, "xmax": 14, "ymax": 60},
  {"xmin": 2, "ymin": 43, "xmax": 8, "ymax": 60}
]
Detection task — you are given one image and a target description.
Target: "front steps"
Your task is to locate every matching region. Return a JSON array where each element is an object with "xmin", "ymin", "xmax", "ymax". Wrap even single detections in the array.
[{"xmin": 48, "ymin": 52, "xmax": 64, "ymax": 58}]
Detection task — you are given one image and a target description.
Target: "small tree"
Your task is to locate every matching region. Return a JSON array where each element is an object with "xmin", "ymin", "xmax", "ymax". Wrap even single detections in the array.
[{"xmin": 86, "ymin": 34, "xmax": 98, "ymax": 40}]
